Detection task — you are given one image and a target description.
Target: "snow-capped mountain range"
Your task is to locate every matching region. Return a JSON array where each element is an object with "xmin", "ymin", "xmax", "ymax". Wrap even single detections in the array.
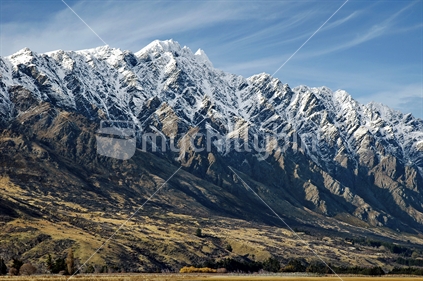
[
  {"xmin": 1, "ymin": 39, "xmax": 422, "ymax": 171},
  {"xmin": 1, "ymin": 39, "xmax": 423, "ymax": 229}
]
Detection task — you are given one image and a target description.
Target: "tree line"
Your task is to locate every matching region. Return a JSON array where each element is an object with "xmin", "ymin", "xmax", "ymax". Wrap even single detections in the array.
[
  {"xmin": 194, "ymin": 257, "xmax": 423, "ymax": 276},
  {"xmin": 0, "ymin": 248, "xmax": 74, "ymax": 276},
  {"xmin": 1, "ymin": 248, "xmax": 422, "ymax": 276},
  {"xmin": 344, "ymin": 237, "xmax": 416, "ymax": 256}
]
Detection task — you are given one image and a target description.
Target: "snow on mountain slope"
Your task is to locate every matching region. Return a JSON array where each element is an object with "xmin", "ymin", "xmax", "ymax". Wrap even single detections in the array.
[{"xmin": 1, "ymin": 39, "xmax": 422, "ymax": 176}]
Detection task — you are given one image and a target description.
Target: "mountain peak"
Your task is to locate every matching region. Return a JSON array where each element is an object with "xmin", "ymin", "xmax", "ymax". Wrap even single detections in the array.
[
  {"xmin": 137, "ymin": 39, "xmax": 182, "ymax": 55},
  {"xmin": 7, "ymin": 47, "xmax": 37, "ymax": 64},
  {"xmin": 11, "ymin": 47, "xmax": 32, "ymax": 55},
  {"xmin": 194, "ymin": 48, "xmax": 212, "ymax": 67},
  {"xmin": 366, "ymin": 101, "xmax": 398, "ymax": 117}
]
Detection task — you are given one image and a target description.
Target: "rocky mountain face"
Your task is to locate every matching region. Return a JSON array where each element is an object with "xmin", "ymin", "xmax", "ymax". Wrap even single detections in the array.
[{"xmin": 1, "ymin": 39, "xmax": 423, "ymax": 270}]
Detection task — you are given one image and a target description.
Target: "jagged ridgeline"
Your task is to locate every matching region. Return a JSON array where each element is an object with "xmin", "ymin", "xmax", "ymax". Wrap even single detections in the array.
[{"xmin": 0, "ymin": 40, "xmax": 423, "ymax": 271}]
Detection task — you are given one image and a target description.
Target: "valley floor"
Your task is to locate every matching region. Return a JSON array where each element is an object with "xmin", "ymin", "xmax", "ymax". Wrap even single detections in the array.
[{"xmin": 0, "ymin": 275, "xmax": 422, "ymax": 281}]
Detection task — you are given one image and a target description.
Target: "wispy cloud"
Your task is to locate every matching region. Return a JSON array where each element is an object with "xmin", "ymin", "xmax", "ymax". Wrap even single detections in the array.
[
  {"xmin": 294, "ymin": 0, "xmax": 421, "ymax": 59},
  {"xmin": 320, "ymin": 10, "xmax": 361, "ymax": 32},
  {"xmin": 1, "ymin": 0, "xmax": 250, "ymax": 55},
  {"xmin": 357, "ymin": 83, "xmax": 423, "ymax": 119},
  {"xmin": 1, "ymin": 0, "xmax": 421, "ymax": 118},
  {"xmin": 222, "ymin": 5, "xmax": 324, "ymax": 47}
]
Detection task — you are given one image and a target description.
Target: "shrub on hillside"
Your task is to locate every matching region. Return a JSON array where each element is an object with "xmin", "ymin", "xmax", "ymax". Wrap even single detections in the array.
[
  {"xmin": 216, "ymin": 268, "xmax": 227, "ymax": 273},
  {"xmin": 11, "ymin": 258, "xmax": 23, "ymax": 273},
  {"xmin": 0, "ymin": 258, "xmax": 7, "ymax": 275},
  {"xmin": 262, "ymin": 257, "xmax": 280, "ymax": 272},
  {"xmin": 202, "ymin": 257, "xmax": 263, "ymax": 272},
  {"xmin": 20, "ymin": 263, "xmax": 37, "ymax": 276},
  {"xmin": 226, "ymin": 244, "xmax": 232, "ymax": 252},
  {"xmin": 8, "ymin": 268, "xmax": 18, "ymax": 276},
  {"xmin": 66, "ymin": 248, "xmax": 74, "ymax": 275},
  {"xmin": 332, "ymin": 265, "xmax": 385, "ymax": 275},
  {"xmin": 281, "ymin": 259, "xmax": 306, "ymax": 272},
  {"xmin": 306, "ymin": 261, "xmax": 331, "ymax": 274},
  {"xmin": 389, "ymin": 267, "xmax": 423, "ymax": 275},
  {"xmin": 179, "ymin": 266, "xmax": 216, "ymax": 273},
  {"xmin": 51, "ymin": 258, "xmax": 67, "ymax": 274}
]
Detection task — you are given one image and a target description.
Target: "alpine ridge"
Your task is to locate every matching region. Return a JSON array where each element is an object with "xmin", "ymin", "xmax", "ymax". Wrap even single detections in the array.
[
  {"xmin": 2, "ymin": 40, "xmax": 422, "ymax": 165},
  {"xmin": 1, "ymin": 40, "xmax": 423, "ymax": 271}
]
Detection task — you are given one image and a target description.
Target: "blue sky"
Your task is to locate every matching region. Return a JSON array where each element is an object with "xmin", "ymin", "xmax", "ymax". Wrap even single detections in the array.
[{"xmin": 0, "ymin": 0, "xmax": 422, "ymax": 118}]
